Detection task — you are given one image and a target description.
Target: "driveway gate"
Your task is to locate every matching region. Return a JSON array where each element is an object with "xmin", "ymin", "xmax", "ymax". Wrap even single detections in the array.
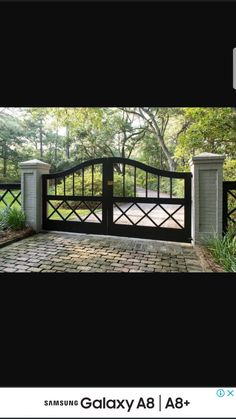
[
  {"xmin": 223, "ymin": 181, "xmax": 236, "ymax": 233},
  {"xmin": 42, "ymin": 157, "xmax": 192, "ymax": 242}
]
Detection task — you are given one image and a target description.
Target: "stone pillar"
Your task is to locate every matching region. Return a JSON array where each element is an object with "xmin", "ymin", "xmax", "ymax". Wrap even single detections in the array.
[
  {"xmin": 19, "ymin": 159, "xmax": 50, "ymax": 232},
  {"xmin": 190, "ymin": 153, "xmax": 225, "ymax": 244}
]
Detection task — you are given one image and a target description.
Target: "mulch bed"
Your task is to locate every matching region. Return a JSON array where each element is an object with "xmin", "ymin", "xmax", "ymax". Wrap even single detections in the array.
[
  {"xmin": 195, "ymin": 245, "xmax": 226, "ymax": 272},
  {"xmin": 0, "ymin": 227, "xmax": 35, "ymax": 248}
]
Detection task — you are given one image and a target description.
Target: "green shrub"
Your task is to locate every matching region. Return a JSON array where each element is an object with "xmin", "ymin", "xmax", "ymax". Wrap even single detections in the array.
[
  {"xmin": 0, "ymin": 208, "xmax": 9, "ymax": 231},
  {"xmin": 136, "ymin": 171, "xmax": 184, "ymax": 197},
  {"xmin": 113, "ymin": 172, "xmax": 134, "ymax": 197},
  {"xmin": 223, "ymin": 159, "xmax": 236, "ymax": 181},
  {"xmin": 207, "ymin": 227, "xmax": 236, "ymax": 272},
  {"xmin": 53, "ymin": 171, "xmax": 134, "ymax": 209},
  {"xmin": 50, "ymin": 168, "xmax": 186, "ymax": 200},
  {"xmin": 0, "ymin": 207, "xmax": 26, "ymax": 231},
  {"xmin": 7, "ymin": 207, "xmax": 26, "ymax": 230}
]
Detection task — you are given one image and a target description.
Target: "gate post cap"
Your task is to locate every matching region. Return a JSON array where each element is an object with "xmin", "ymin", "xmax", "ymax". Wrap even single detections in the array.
[
  {"xmin": 19, "ymin": 159, "xmax": 51, "ymax": 169},
  {"xmin": 190, "ymin": 153, "xmax": 225, "ymax": 165}
]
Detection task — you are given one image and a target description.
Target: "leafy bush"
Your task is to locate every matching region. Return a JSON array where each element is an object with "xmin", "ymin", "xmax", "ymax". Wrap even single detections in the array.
[
  {"xmin": 113, "ymin": 172, "xmax": 134, "ymax": 197},
  {"xmin": 0, "ymin": 207, "xmax": 26, "ymax": 231},
  {"xmin": 50, "ymin": 167, "xmax": 186, "ymax": 202},
  {"xmin": 54, "ymin": 171, "xmax": 134, "ymax": 209},
  {"xmin": 207, "ymin": 227, "xmax": 236, "ymax": 272},
  {"xmin": 7, "ymin": 207, "xmax": 26, "ymax": 230},
  {"xmin": 0, "ymin": 208, "xmax": 9, "ymax": 231},
  {"xmin": 223, "ymin": 159, "xmax": 236, "ymax": 181},
  {"xmin": 136, "ymin": 172, "xmax": 184, "ymax": 197}
]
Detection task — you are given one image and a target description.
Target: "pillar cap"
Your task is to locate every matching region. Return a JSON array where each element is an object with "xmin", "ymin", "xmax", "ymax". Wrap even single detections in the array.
[
  {"xmin": 190, "ymin": 152, "xmax": 225, "ymax": 165},
  {"xmin": 19, "ymin": 159, "xmax": 51, "ymax": 169}
]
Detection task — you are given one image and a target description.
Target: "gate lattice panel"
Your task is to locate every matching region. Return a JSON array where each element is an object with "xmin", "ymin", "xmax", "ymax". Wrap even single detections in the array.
[
  {"xmin": 0, "ymin": 183, "xmax": 21, "ymax": 210},
  {"xmin": 223, "ymin": 181, "xmax": 236, "ymax": 233},
  {"xmin": 42, "ymin": 158, "xmax": 192, "ymax": 243}
]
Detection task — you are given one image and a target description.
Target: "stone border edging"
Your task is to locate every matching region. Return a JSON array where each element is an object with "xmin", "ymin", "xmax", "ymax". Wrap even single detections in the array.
[{"xmin": 0, "ymin": 229, "xmax": 36, "ymax": 249}]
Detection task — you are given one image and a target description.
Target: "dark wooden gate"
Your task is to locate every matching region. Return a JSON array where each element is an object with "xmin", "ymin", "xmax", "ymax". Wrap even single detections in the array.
[
  {"xmin": 223, "ymin": 181, "xmax": 236, "ymax": 233},
  {"xmin": 42, "ymin": 157, "xmax": 192, "ymax": 243}
]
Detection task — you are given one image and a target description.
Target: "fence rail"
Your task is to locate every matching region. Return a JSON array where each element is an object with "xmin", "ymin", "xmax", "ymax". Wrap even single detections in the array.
[
  {"xmin": 0, "ymin": 183, "xmax": 21, "ymax": 210},
  {"xmin": 223, "ymin": 181, "xmax": 236, "ymax": 233}
]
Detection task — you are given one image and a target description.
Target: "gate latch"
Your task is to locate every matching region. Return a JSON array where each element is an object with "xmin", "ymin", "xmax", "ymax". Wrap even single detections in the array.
[{"xmin": 107, "ymin": 180, "xmax": 113, "ymax": 186}]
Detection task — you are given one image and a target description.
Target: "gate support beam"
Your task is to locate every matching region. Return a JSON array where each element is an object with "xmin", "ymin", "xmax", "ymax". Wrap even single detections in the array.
[
  {"xmin": 19, "ymin": 159, "xmax": 50, "ymax": 232},
  {"xmin": 190, "ymin": 153, "xmax": 225, "ymax": 245}
]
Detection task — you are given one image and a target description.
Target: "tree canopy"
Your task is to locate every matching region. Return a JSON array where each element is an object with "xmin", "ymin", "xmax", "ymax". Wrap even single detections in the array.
[{"xmin": 0, "ymin": 107, "xmax": 235, "ymax": 181}]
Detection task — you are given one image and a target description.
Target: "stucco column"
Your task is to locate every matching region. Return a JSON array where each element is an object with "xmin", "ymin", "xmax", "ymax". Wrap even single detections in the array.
[
  {"xmin": 19, "ymin": 159, "xmax": 50, "ymax": 232},
  {"xmin": 190, "ymin": 153, "xmax": 225, "ymax": 244}
]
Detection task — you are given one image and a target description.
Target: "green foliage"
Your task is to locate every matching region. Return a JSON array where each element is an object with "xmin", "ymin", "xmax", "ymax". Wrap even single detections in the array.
[
  {"xmin": 7, "ymin": 207, "xmax": 26, "ymax": 230},
  {"xmin": 207, "ymin": 227, "xmax": 236, "ymax": 272},
  {"xmin": 53, "ymin": 169, "xmax": 134, "ymax": 209},
  {"xmin": 223, "ymin": 159, "xmax": 236, "ymax": 181},
  {"xmin": 54, "ymin": 169, "xmax": 135, "ymax": 198},
  {"xmin": 1, "ymin": 107, "xmax": 236, "ymax": 181},
  {"xmin": 135, "ymin": 171, "xmax": 184, "ymax": 197},
  {"xmin": 113, "ymin": 172, "xmax": 135, "ymax": 197},
  {"xmin": 175, "ymin": 107, "xmax": 236, "ymax": 167},
  {"xmin": 0, "ymin": 207, "xmax": 26, "ymax": 231},
  {"xmin": 0, "ymin": 208, "xmax": 9, "ymax": 230}
]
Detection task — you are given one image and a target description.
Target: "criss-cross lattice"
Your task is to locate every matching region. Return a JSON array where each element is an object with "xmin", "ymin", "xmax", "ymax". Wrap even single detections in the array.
[
  {"xmin": 227, "ymin": 190, "xmax": 236, "ymax": 224},
  {"xmin": 0, "ymin": 188, "xmax": 21, "ymax": 208},
  {"xmin": 48, "ymin": 201, "xmax": 66, "ymax": 220},
  {"xmin": 114, "ymin": 202, "xmax": 184, "ymax": 229},
  {"xmin": 47, "ymin": 200, "xmax": 102, "ymax": 223},
  {"xmin": 81, "ymin": 201, "xmax": 102, "ymax": 222},
  {"xmin": 114, "ymin": 203, "xmax": 137, "ymax": 225},
  {"xmin": 64, "ymin": 200, "xmax": 102, "ymax": 222},
  {"xmin": 158, "ymin": 204, "xmax": 184, "ymax": 229}
]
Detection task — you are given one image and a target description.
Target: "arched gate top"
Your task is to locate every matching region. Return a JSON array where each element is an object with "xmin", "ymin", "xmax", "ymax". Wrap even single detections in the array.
[{"xmin": 44, "ymin": 157, "xmax": 191, "ymax": 179}]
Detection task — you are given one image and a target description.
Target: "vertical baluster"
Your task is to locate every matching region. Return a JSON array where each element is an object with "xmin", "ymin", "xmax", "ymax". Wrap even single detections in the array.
[
  {"xmin": 64, "ymin": 176, "xmax": 66, "ymax": 196},
  {"xmin": 123, "ymin": 164, "xmax": 125, "ymax": 197},
  {"xmin": 72, "ymin": 172, "xmax": 75, "ymax": 196},
  {"xmin": 134, "ymin": 166, "xmax": 136, "ymax": 197},
  {"xmin": 146, "ymin": 172, "xmax": 148, "ymax": 198},
  {"xmin": 170, "ymin": 177, "xmax": 172, "ymax": 198},
  {"xmin": 55, "ymin": 178, "xmax": 57, "ymax": 195},
  {"xmin": 92, "ymin": 164, "xmax": 94, "ymax": 196},
  {"xmin": 157, "ymin": 175, "xmax": 160, "ymax": 198}
]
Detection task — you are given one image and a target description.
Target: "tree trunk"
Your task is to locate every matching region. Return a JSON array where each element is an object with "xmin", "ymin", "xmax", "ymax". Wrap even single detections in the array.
[
  {"xmin": 139, "ymin": 108, "xmax": 177, "ymax": 171},
  {"xmin": 114, "ymin": 163, "xmax": 122, "ymax": 174},
  {"xmin": 66, "ymin": 143, "xmax": 70, "ymax": 159},
  {"xmin": 156, "ymin": 132, "xmax": 176, "ymax": 171},
  {"xmin": 121, "ymin": 143, "xmax": 125, "ymax": 159},
  {"xmin": 2, "ymin": 141, "xmax": 7, "ymax": 177},
  {"xmin": 39, "ymin": 119, "xmax": 43, "ymax": 158},
  {"xmin": 65, "ymin": 125, "xmax": 70, "ymax": 159},
  {"xmin": 55, "ymin": 129, "xmax": 58, "ymax": 161}
]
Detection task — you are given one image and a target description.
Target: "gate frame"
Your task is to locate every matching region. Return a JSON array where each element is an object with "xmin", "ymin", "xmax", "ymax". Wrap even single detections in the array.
[
  {"xmin": 18, "ymin": 153, "xmax": 226, "ymax": 244},
  {"xmin": 41, "ymin": 157, "xmax": 192, "ymax": 243},
  {"xmin": 223, "ymin": 181, "xmax": 236, "ymax": 233}
]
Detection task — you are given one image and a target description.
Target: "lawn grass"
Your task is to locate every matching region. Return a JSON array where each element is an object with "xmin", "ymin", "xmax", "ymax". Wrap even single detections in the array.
[{"xmin": 48, "ymin": 206, "xmax": 102, "ymax": 221}]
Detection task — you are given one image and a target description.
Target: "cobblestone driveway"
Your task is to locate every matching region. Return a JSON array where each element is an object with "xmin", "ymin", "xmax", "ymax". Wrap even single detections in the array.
[{"xmin": 0, "ymin": 232, "xmax": 205, "ymax": 273}]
